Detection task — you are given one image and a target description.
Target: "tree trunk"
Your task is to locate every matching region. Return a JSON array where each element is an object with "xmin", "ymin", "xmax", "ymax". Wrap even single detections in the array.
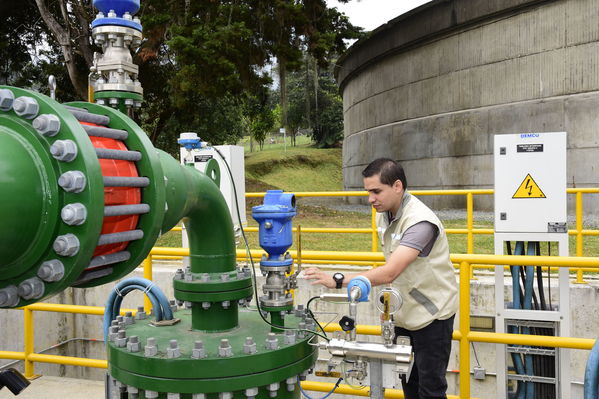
[
  {"xmin": 279, "ymin": 57, "xmax": 288, "ymax": 143},
  {"xmin": 35, "ymin": 0, "xmax": 90, "ymax": 100}
]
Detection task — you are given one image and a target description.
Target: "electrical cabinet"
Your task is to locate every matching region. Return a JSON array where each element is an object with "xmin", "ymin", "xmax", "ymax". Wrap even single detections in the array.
[{"xmin": 494, "ymin": 132, "xmax": 567, "ymax": 233}]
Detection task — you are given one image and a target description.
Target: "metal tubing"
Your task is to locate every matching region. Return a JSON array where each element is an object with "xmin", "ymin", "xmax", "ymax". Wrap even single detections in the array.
[
  {"xmin": 103, "ymin": 176, "xmax": 150, "ymax": 187},
  {"xmin": 104, "ymin": 204, "xmax": 150, "ymax": 217},
  {"xmin": 68, "ymin": 109, "xmax": 110, "ymax": 126},
  {"xmin": 0, "ymin": 351, "xmax": 26, "ymax": 361},
  {"xmin": 82, "ymin": 124, "xmax": 128, "ymax": 140},
  {"xmin": 97, "ymin": 230, "xmax": 143, "ymax": 246},
  {"xmin": 299, "ymin": 381, "xmax": 471, "ymax": 399},
  {"xmin": 95, "ymin": 147, "xmax": 142, "ymax": 161},
  {"xmin": 88, "ymin": 251, "xmax": 131, "ymax": 268}
]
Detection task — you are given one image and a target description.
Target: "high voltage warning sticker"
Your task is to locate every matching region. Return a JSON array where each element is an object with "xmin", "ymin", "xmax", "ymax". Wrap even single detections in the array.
[{"xmin": 513, "ymin": 174, "xmax": 546, "ymax": 199}]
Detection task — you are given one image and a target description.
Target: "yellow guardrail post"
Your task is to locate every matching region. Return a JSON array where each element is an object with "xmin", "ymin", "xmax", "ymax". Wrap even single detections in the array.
[
  {"xmin": 575, "ymin": 191, "xmax": 586, "ymax": 283},
  {"xmin": 459, "ymin": 261, "xmax": 471, "ymax": 399},
  {"xmin": 371, "ymin": 207, "xmax": 377, "ymax": 252},
  {"xmin": 23, "ymin": 307, "xmax": 35, "ymax": 378},
  {"xmin": 143, "ymin": 255, "xmax": 154, "ymax": 312}
]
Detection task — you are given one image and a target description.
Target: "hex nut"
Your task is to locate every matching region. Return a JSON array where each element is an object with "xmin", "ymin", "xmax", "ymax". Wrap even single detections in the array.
[
  {"xmin": 167, "ymin": 340, "xmax": 180, "ymax": 358},
  {"xmin": 58, "ymin": 171, "xmax": 86, "ymax": 193},
  {"xmin": 192, "ymin": 394, "xmax": 206, "ymax": 399},
  {"xmin": 167, "ymin": 394, "xmax": 180, "ymax": 399},
  {"xmin": 0, "ymin": 89, "xmax": 14, "ymax": 111},
  {"xmin": 53, "ymin": 233, "xmax": 80, "ymax": 257},
  {"xmin": 12, "ymin": 96, "xmax": 39, "ymax": 119},
  {"xmin": 191, "ymin": 341, "xmax": 206, "ymax": 359},
  {"xmin": 37, "ymin": 259, "xmax": 65, "ymax": 282},
  {"xmin": 218, "ymin": 339, "xmax": 233, "ymax": 357},
  {"xmin": 244, "ymin": 388, "xmax": 258, "ymax": 399},
  {"xmin": 243, "ymin": 337, "xmax": 256, "ymax": 354},
  {"xmin": 127, "ymin": 336, "xmax": 141, "ymax": 352},
  {"xmin": 144, "ymin": 337, "xmax": 158, "ymax": 357},
  {"xmin": 0, "ymin": 285, "xmax": 19, "ymax": 307},
  {"xmin": 32, "ymin": 114, "xmax": 61, "ymax": 136},
  {"xmin": 61, "ymin": 203, "xmax": 87, "ymax": 226},
  {"xmin": 17, "ymin": 277, "xmax": 45, "ymax": 300},
  {"xmin": 145, "ymin": 390, "xmax": 159, "ymax": 399},
  {"xmin": 50, "ymin": 140, "xmax": 78, "ymax": 162},
  {"xmin": 284, "ymin": 329, "xmax": 296, "ymax": 344}
]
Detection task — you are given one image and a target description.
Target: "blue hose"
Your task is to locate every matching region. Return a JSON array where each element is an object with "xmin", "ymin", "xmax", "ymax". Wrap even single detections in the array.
[
  {"xmin": 511, "ymin": 242, "xmax": 526, "ymax": 399},
  {"xmin": 103, "ymin": 277, "xmax": 173, "ymax": 339},
  {"xmin": 584, "ymin": 337, "xmax": 599, "ymax": 399}
]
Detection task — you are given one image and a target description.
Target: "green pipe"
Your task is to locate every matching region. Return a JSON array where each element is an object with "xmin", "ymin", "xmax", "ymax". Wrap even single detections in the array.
[
  {"xmin": 191, "ymin": 302, "xmax": 239, "ymax": 332},
  {"xmin": 158, "ymin": 150, "xmax": 236, "ymax": 274}
]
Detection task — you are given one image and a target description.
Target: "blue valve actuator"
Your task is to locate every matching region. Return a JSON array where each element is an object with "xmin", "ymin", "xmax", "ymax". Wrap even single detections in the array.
[
  {"xmin": 347, "ymin": 276, "xmax": 371, "ymax": 302},
  {"xmin": 92, "ymin": 0, "xmax": 142, "ymax": 30}
]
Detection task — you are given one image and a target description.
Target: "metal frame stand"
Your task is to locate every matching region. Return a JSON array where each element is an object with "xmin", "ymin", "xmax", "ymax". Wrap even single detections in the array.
[{"xmin": 494, "ymin": 232, "xmax": 570, "ymax": 399}]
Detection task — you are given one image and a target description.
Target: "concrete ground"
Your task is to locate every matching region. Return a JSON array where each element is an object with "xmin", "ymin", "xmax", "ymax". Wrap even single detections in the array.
[{"xmin": 0, "ymin": 375, "xmax": 104, "ymax": 399}]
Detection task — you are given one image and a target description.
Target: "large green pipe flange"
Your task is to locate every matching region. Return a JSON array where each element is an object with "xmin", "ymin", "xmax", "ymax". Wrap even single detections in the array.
[
  {"xmin": 0, "ymin": 87, "xmax": 105, "ymax": 307},
  {"xmin": 106, "ymin": 308, "xmax": 317, "ymax": 398}
]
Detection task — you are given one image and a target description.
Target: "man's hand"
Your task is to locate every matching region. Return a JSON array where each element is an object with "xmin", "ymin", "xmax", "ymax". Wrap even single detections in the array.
[{"xmin": 303, "ymin": 267, "xmax": 336, "ymax": 288}]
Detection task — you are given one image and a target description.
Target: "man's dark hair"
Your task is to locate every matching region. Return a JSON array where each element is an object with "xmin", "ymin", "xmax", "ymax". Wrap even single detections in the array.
[{"xmin": 361, "ymin": 158, "xmax": 408, "ymax": 189}]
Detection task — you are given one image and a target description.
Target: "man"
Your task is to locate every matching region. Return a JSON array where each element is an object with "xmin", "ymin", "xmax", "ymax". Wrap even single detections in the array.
[{"xmin": 304, "ymin": 158, "xmax": 458, "ymax": 399}]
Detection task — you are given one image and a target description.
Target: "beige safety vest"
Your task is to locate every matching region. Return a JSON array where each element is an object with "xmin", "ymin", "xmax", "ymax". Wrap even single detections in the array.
[{"xmin": 376, "ymin": 193, "xmax": 458, "ymax": 330}]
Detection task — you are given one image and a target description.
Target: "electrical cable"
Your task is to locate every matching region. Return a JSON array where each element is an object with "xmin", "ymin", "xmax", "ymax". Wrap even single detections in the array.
[
  {"xmin": 306, "ymin": 296, "xmax": 328, "ymax": 338},
  {"xmin": 298, "ymin": 376, "xmax": 343, "ymax": 399},
  {"xmin": 211, "ymin": 146, "xmax": 329, "ymax": 341},
  {"xmin": 471, "ymin": 342, "xmax": 481, "ymax": 367}
]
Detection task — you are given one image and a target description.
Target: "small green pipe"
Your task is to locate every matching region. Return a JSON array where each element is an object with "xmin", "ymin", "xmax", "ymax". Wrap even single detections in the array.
[
  {"xmin": 269, "ymin": 311, "xmax": 285, "ymax": 333},
  {"xmin": 191, "ymin": 302, "xmax": 239, "ymax": 332}
]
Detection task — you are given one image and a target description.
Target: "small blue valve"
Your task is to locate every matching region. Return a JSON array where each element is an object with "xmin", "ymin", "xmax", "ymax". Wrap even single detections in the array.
[{"xmin": 252, "ymin": 190, "xmax": 296, "ymax": 267}]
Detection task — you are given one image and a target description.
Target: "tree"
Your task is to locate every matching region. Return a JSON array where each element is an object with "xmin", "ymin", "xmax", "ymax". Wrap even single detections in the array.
[{"xmin": 33, "ymin": 0, "xmax": 95, "ymax": 99}]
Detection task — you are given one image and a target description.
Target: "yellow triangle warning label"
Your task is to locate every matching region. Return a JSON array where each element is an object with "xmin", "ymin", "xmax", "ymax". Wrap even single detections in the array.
[{"xmin": 512, "ymin": 174, "xmax": 546, "ymax": 199}]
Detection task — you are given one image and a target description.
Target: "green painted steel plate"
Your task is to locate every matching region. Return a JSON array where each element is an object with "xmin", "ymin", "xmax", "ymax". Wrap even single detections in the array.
[{"xmin": 107, "ymin": 309, "xmax": 317, "ymax": 382}]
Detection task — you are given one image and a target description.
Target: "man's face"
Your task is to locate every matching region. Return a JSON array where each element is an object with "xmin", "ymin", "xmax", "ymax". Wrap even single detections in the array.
[{"xmin": 363, "ymin": 174, "xmax": 404, "ymax": 213}]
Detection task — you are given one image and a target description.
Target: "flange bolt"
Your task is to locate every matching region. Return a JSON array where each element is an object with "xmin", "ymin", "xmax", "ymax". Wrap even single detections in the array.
[
  {"xmin": 243, "ymin": 337, "xmax": 256, "ymax": 354},
  {"xmin": 58, "ymin": 171, "xmax": 86, "ymax": 193},
  {"xmin": 191, "ymin": 340, "xmax": 206, "ymax": 359},
  {"xmin": 33, "ymin": 114, "xmax": 61, "ymax": 136},
  {"xmin": 265, "ymin": 333, "xmax": 279, "ymax": 350},
  {"xmin": 286, "ymin": 377, "xmax": 297, "ymax": 392},
  {"xmin": 144, "ymin": 337, "xmax": 158, "ymax": 357},
  {"xmin": 135, "ymin": 306, "xmax": 147, "ymax": 320},
  {"xmin": 53, "ymin": 234, "xmax": 80, "ymax": 257},
  {"xmin": 61, "ymin": 203, "xmax": 87, "ymax": 226},
  {"xmin": 126, "ymin": 336, "xmax": 140, "ymax": 352},
  {"xmin": 115, "ymin": 330, "xmax": 127, "ymax": 348},
  {"xmin": 145, "ymin": 391, "xmax": 158, "ymax": 399},
  {"xmin": 218, "ymin": 339, "xmax": 233, "ymax": 357},
  {"xmin": 50, "ymin": 140, "xmax": 78, "ymax": 162},
  {"xmin": 174, "ymin": 269, "xmax": 184, "ymax": 280},
  {"xmin": 167, "ymin": 340, "xmax": 181, "ymax": 358},
  {"xmin": 267, "ymin": 382, "xmax": 280, "ymax": 398},
  {"xmin": 18, "ymin": 277, "xmax": 45, "ymax": 300},
  {"xmin": 37, "ymin": 259, "xmax": 65, "ymax": 282},
  {"xmin": 244, "ymin": 388, "xmax": 259, "ymax": 399},
  {"xmin": 219, "ymin": 393, "xmax": 232, "ymax": 399},
  {"xmin": 167, "ymin": 394, "xmax": 180, "ymax": 399},
  {"xmin": 0, "ymin": 286, "xmax": 19, "ymax": 307},
  {"xmin": 0, "ymin": 89, "xmax": 14, "ymax": 111},
  {"xmin": 284, "ymin": 329, "xmax": 296, "ymax": 344},
  {"xmin": 13, "ymin": 96, "xmax": 39, "ymax": 119}
]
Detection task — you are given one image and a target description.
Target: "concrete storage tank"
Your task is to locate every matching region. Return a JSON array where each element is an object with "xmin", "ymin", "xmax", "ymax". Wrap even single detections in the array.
[{"xmin": 336, "ymin": 0, "xmax": 599, "ymax": 212}]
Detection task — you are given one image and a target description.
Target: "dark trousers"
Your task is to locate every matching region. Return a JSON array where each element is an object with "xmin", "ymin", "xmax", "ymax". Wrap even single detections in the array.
[{"xmin": 394, "ymin": 315, "xmax": 455, "ymax": 399}]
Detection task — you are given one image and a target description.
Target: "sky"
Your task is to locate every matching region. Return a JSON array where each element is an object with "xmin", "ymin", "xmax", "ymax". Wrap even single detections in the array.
[{"xmin": 327, "ymin": 0, "xmax": 432, "ymax": 31}]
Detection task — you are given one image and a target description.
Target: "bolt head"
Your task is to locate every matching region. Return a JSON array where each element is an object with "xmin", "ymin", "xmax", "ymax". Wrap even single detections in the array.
[
  {"xmin": 37, "ymin": 259, "xmax": 65, "ymax": 282},
  {"xmin": 32, "ymin": 114, "xmax": 61, "ymax": 136},
  {"xmin": 61, "ymin": 203, "xmax": 87, "ymax": 225},
  {"xmin": 50, "ymin": 140, "xmax": 78, "ymax": 162},
  {"xmin": 0, "ymin": 285, "xmax": 19, "ymax": 307},
  {"xmin": 0, "ymin": 89, "xmax": 14, "ymax": 111},
  {"xmin": 18, "ymin": 277, "xmax": 45, "ymax": 300},
  {"xmin": 12, "ymin": 96, "xmax": 39, "ymax": 119},
  {"xmin": 53, "ymin": 233, "xmax": 80, "ymax": 257},
  {"xmin": 58, "ymin": 171, "xmax": 86, "ymax": 193}
]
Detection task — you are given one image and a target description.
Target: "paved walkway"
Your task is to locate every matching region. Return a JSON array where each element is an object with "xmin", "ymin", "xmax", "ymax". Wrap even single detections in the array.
[{"xmin": 0, "ymin": 375, "xmax": 104, "ymax": 399}]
